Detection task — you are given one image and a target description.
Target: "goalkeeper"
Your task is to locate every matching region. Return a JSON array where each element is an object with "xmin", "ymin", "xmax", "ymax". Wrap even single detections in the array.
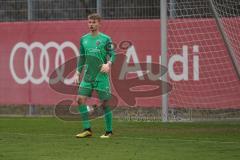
[{"xmin": 74, "ymin": 13, "xmax": 116, "ymax": 138}]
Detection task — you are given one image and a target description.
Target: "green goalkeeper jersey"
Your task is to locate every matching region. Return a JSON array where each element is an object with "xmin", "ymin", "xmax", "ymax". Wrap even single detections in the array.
[{"xmin": 77, "ymin": 32, "xmax": 116, "ymax": 82}]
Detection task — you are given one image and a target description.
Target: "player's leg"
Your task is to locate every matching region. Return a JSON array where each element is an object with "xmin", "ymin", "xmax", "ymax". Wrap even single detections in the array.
[
  {"xmin": 99, "ymin": 100, "xmax": 113, "ymax": 138},
  {"xmin": 76, "ymin": 82, "xmax": 93, "ymax": 138},
  {"xmin": 77, "ymin": 96, "xmax": 91, "ymax": 129},
  {"xmin": 95, "ymin": 80, "xmax": 113, "ymax": 138}
]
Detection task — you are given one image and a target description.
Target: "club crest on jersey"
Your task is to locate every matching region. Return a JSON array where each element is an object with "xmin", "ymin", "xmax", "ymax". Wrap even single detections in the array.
[{"xmin": 96, "ymin": 40, "xmax": 101, "ymax": 46}]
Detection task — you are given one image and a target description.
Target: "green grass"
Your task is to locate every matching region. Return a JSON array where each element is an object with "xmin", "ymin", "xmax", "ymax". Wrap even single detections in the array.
[{"xmin": 0, "ymin": 117, "xmax": 240, "ymax": 160}]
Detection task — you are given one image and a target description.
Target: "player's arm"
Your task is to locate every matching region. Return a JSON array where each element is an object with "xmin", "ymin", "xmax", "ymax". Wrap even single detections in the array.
[
  {"xmin": 74, "ymin": 38, "xmax": 85, "ymax": 84},
  {"xmin": 101, "ymin": 37, "xmax": 116, "ymax": 73},
  {"xmin": 106, "ymin": 37, "xmax": 116, "ymax": 64}
]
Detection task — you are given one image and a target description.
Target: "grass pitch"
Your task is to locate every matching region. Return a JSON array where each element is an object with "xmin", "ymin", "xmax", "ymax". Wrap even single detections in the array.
[{"xmin": 0, "ymin": 117, "xmax": 240, "ymax": 160}]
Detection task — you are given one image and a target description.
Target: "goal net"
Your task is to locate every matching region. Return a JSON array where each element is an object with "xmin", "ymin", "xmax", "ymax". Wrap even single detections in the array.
[{"xmin": 167, "ymin": 0, "xmax": 240, "ymax": 120}]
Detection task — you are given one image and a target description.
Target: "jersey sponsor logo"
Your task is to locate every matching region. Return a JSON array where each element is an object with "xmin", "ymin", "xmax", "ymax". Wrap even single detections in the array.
[
  {"xmin": 87, "ymin": 48, "xmax": 101, "ymax": 53},
  {"xmin": 9, "ymin": 41, "xmax": 79, "ymax": 84}
]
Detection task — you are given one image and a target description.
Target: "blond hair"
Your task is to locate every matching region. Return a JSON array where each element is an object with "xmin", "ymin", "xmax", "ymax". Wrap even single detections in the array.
[{"xmin": 88, "ymin": 13, "xmax": 102, "ymax": 22}]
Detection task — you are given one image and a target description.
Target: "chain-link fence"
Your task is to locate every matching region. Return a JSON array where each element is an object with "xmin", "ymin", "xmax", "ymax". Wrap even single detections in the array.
[{"xmin": 1, "ymin": 0, "xmax": 239, "ymax": 22}]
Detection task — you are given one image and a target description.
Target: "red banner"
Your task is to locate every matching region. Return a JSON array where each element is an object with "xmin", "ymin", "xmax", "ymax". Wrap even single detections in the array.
[{"xmin": 0, "ymin": 20, "xmax": 239, "ymax": 108}]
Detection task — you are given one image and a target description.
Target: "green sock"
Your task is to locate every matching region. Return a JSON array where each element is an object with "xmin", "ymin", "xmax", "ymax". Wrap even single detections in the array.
[
  {"xmin": 78, "ymin": 104, "xmax": 91, "ymax": 129},
  {"xmin": 104, "ymin": 105, "xmax": 112, "ymax": 132}
]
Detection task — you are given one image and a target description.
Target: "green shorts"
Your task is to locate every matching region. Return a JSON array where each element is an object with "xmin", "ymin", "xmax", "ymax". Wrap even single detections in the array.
[{"xmin": 78, "ymin": 80, "xmax": 111, "ymax": 100}]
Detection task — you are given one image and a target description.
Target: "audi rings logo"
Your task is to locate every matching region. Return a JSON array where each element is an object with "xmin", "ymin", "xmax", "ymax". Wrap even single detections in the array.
[{"xmin": 10, "ymin": 41, "xmax": 79, "ymax": 85}]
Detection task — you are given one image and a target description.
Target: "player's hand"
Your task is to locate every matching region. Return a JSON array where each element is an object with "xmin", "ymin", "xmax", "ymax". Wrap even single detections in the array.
[
  {"xmin": 101, "ymin": 61, "xmax": 112, "ymax": 73},
  {"xmin": 74, "ymin": 71, "xmax": 80, "ymax": 84}
]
